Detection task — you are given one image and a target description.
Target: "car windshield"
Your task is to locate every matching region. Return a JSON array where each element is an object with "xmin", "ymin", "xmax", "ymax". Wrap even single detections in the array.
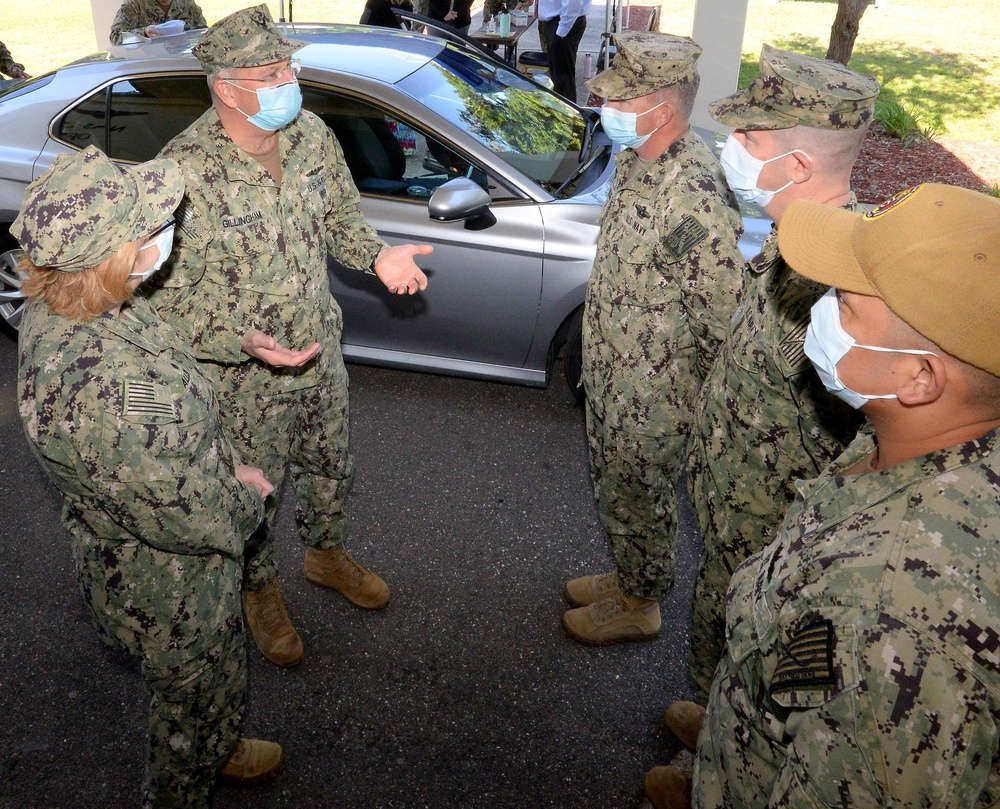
[{"xmin": 398, "ymin": 44, "xmax": 587, "ymax": 195}]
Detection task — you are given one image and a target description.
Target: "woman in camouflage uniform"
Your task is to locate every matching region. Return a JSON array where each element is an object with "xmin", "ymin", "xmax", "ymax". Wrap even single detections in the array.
[{"xmin": 14, "ymin": 146, "xmax": 281, "ymax": 808}]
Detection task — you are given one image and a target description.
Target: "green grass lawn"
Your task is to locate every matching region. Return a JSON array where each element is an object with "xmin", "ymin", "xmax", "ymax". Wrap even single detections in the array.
[{"xmin": 2, "ymin": 0, "xmax": 997, "ymax": 145}]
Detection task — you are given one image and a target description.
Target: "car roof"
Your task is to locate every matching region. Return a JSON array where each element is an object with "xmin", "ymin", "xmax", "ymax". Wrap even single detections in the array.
[{"xmin": 92, "ymin": 23, "xmax": 446, "ymax": 86}]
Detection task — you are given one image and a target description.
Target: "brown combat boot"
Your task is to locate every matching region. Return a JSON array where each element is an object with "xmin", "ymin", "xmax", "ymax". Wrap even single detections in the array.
[
  {"xmin": 664, "ymin": 701, "xmax": 706, "ymax": 752},
  {"xmin": 243, "ymin": 579, "xmax": 303, "ymax": 668},
  {"xmin": 304, "ymin": 545, "xmax": 390, "ymax": 609},
  {"xmin": 218, "ymin": 738, "xmax": 286, "ymax": 783},
  {"xmin": 561, "ymin": 593, "xmax": 661, "ymax": 645},
  {"xmin": 644, "ymin": 766, "xmax": 692, "ymax": 809},
  {"xmin": 563, "ymin": 572, "xmax": 620, "ymax": 607}
]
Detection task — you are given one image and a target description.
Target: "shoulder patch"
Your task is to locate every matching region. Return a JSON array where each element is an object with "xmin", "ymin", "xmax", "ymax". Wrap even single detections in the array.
[
  {"xmin": 122, "ymin": 380, "xmax": 174, "ymax": 418},
  {"xmin": 771, "ymin": 619, "xmax": 836, "ymax": 694},
  {"xmin": 778, "ymin": 318, "xmax": 810, "ymax": 370},
  {"xmin": 665, "ymin": 215, "xmax": 708, "ymax": 260}
]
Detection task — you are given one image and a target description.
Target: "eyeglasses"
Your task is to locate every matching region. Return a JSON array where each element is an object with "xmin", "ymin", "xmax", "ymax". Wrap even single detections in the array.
[
  {"xmin": 146, "ymin": 218, "xmax": 176, "ymax": 240},
  {"xmin": 235, "ymin": 59, "xmax": 301, "ymax": 83},
  {"xmin": 143, "ymin": 216, "xmax": 177, "ymax": 249}
]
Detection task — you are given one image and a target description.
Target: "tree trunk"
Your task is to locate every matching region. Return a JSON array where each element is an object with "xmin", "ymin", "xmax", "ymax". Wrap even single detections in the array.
[{"xmin": 826, "ymin": 0, "xmax": 871, "ymax": 65}]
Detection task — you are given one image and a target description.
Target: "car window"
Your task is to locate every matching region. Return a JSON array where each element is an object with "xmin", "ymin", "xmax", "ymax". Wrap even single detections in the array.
[
  {"xmin": 398, "ymin": 44, "xmax": 588, "ymax": 196},
  {"xmin": 301, "ymin": 86, "xmax": 515, "ymax": 202},
  {"xmin": 57, "ymin": 75, "xmax": 211, "ymax": 162}
]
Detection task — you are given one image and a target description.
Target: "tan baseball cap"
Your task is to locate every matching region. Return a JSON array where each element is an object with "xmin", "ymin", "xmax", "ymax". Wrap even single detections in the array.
[
  {"xmin": 193, "ymin": 3, "xmax": 306, "ymax": 73},
  {"xmin": 586, "ymin": 32, "xmax": 701, "ymax": 102},
  {"xmin": 12, "ymin": 146, "xmax": 183, "ymax": 273},
  {"xmin": 710, "ymin": 44, "xmax": 878, "ymax": 131},
  {"xmin": 778, "ymin": 184, "xmax": 1000, "ymax": 376}
]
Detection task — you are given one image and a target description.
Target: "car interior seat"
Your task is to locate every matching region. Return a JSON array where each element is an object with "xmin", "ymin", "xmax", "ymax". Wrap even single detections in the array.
[{"xmin": 325, "ymin": 114, "xmax": 409, "ymax": 194}]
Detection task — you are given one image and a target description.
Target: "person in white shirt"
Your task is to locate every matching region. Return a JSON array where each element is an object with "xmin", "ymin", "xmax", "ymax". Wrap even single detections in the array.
[{"xmin": 537, "ymin": 0, "xmax": 592, "ymax": 103}]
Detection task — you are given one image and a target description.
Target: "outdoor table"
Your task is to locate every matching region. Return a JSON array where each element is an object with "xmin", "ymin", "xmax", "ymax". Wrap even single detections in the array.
[{"xmin": 470, "ymin": 16, "xmax": 536, "ymax": 66}]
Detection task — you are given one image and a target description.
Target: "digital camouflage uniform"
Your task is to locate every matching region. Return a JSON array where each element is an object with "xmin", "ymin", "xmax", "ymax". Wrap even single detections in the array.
[
  {"xmin": 18, "ymin": 295, "xmax": 262, "ymax": 808},
  {"xmin": 695, "ymin": 429, "xmax": 1000, "ymax": 807},
  {"xmin": 147, "ymin": 104, "xmax": 386, "ymax": 591},
  {"xmin": 0, "ymin": 40, "xmax": 25, "ymax": 77},
  {"xmin": 582, "ymin": 34, "xmax": 745, "ymax": 601},
  {"xmin": 110, "ymin": 0, "xmax": 208, "ymax": 45},
  {"xmin": 686, "ymin": 46, "xmax": 878, "ymax": 699}
]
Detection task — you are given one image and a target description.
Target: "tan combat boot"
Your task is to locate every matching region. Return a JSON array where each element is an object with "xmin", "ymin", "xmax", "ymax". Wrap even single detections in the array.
[
  {"xmin": 218, "ymin": 738, "xmax": 286, "ymax": 783},
  {"xmin": 304, "ymin": 545, "xmax": 390, "ymax": 609},
  {"xmin": 563, "ymin": 572, "xmax": 620, "ymax": 607},
  {"xmin": 664, "ymin": 701, "xmax": 706, "ymax": 752},
  {"xmin": 644, "ymin": 766, "xmax": 692, "ymax": 809},
  {"xmin": 243, "ymin": 579, "xmax": 304, "ymax": 668},
  {"xmin": 561, "ymin": 593, "xmax": 661, "ymax": 645}
]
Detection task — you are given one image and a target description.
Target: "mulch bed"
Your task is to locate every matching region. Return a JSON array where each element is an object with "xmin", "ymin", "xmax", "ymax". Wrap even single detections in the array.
[{"xmin": 851, "ymin": 125, "xmax": 1000, "ymax": 204}]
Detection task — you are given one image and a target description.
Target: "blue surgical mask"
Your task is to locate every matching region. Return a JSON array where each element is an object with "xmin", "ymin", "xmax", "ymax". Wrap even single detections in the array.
[
  {"xmin": 805, "ymin": 288, "xmax": 936, "ymax": 409},
  {"xmin": 719, "ymin": 135, "xmax": 809, "ymax": 210},
  {"xmin": 231, "ymin": 79, "xmax": 302, "ymax": 131},
  {"xmin": 600, "ymin": 101, "xmax": 665, "ymax": 149},
  {"xmin": 131, "ymin": 223, "xmax": 175, "ymax": 282}
]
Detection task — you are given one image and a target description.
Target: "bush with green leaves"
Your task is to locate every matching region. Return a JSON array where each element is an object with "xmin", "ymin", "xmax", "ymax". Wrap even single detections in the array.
[{"xmin": 874, "ymin": 99, "xmax": 937, "ymax": 146}]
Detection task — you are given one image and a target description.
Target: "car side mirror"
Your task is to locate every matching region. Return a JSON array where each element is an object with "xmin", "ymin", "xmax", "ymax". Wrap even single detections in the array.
[{"xmin": 428, "ymin": 178, "xmax": 496, "ymax": 230}]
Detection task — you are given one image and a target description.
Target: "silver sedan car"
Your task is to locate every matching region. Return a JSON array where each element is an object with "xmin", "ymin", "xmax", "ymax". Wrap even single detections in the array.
[{"xmin": 0, "ymin": 23, "xmax": 767, "ymax": 396}]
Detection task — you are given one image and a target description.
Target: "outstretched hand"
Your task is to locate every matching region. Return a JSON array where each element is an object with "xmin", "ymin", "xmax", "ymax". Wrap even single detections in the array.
[
  {"xmin": 241, "ymin": 329, "xmax": 322, "ymax": 367},
  {"xmin": 374, "ymin": 243, "xmax": 433, "ymax": 295}
]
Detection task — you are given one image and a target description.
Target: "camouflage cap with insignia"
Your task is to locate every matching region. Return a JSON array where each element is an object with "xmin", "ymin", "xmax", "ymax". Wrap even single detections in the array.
[
  {"xmin": 193, "ymin": 3, "xmax": 306, "ymax": 73},
  {"xmin": 12, "ymin": 145, "xmax": 184, "ymax": 273},
  {"xmin": 586, "ymin": 32, "xmax": 701, "ymax": 101},
  {"xmin": 710, "ymin": 44, "xmax": 879, "ymax": 131}
]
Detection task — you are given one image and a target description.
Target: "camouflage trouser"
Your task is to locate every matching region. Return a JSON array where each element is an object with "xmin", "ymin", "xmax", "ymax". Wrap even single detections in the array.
[
  {"xmin": 586, "ymin": 403, "xmax": 686, "ymax": 601},
  {"xmin": 73, "ymin": 534, "xmax": 245, "ymax": 808},
  {"xmin": 218, "ymin": 362, "xmax": 354, "ymax": 591},
  {"xmin": 686, "ymin": 447, "xmax": 790, "ymax": 704}
]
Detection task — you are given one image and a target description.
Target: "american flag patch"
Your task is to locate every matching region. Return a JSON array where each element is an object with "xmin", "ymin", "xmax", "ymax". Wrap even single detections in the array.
[
  {"xmin": 779, "ymin": 319, "xmax": 809, "ymax": 369},
  {"xmin": 771, "ymin": 619, "xmax": 836, "ymax": 693},
  {"xmin": 665, "ymin": 215, "xmax": 708, "ymax": 260},
  {"xmin": 122, "ymin": 380, "xmax": 174, "ymax": 418}
]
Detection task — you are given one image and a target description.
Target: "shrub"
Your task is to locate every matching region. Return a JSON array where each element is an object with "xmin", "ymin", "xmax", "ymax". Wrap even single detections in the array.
[{"xmin": 875, "ymin": 99, "xmax": 936, "ymax": 146}]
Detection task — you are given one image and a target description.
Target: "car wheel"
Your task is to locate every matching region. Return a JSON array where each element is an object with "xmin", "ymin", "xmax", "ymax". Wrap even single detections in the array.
[
  {"xmin": 0, "ymin": 246, "xmax": 26, "ymax": 340},
  {"xmin": 563, "ymin": 308, "xmax": 585, "ymax": 404}
]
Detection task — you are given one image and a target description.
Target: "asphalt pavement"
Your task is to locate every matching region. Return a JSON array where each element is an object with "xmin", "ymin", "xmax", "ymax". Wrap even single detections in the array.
[{"xmin": 0, "ymin": 336, "xmax": 700, "ymax": 808}]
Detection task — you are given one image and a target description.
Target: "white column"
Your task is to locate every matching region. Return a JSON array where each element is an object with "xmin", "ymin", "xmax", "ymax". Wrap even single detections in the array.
[
  {"xmin": 690, "ymin": 0, "xmax": 748, "ymax": 132},
  {"xmin": 90, "ymin": 0, "xmax": 122, "ymax": 51}
]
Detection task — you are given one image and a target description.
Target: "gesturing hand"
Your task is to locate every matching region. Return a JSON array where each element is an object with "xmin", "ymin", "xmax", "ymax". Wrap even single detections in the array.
[{"xmin": 241, "ymin": 329, "xmax": 322, "ymax": 367}]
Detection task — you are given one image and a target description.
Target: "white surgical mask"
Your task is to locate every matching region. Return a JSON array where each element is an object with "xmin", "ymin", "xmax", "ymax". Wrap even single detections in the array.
[
  {"xmin": 805, "ymin": 288, "xmax": 936, "ymax": 409},
  {"xmin": 719, "ymin": 134, "xmax": 809, "ymax": 209},
  {"xmin": 600, "ymin": 100, "xmax": 666, "ymax": 149},
  {"xmin": 132, "ymin": 223, "xmax": 175, "ymax": 282}
]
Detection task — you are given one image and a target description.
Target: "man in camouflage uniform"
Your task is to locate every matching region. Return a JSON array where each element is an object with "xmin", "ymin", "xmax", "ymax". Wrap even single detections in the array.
[
  {"xmin": 0, "ymin": 39, "xmax": 29, "ymax": 81},
  {"xmin": 562, "ymin": 33, "xmax": 744, "ymax": 645},
  {"xmin": 110, "ymin": 0, "xmax": 208, "ymax": 44},
  {"xmin": 16, "ymin": 146, "xmax": 281, "ymax": 807},
  {"xmin": 679, "ymin": 184, "xmax": 1000, "ymax": 807},
  {"xmin": 147, "ymin": 5, "xmax": 431, "ymax": 668},
  {"xmin": 679, "ymin": 46, "xmax": 878, "ymax": 707}
]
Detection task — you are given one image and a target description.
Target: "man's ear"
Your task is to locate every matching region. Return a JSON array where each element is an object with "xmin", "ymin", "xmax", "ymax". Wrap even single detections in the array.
[
  {"xmin": 897, "ymin": 354, "xmax": 946, "ymax": 405},
  {"xmin": 212, "ymin": 77, "xmax": 240, "ymax": 110},
  {"xmin": 789, "ymin": 150, "xmax": 813, "ymax": 185},
  {"xmin": 653, "ymin": 98, "xmax": 676, "ymax": 130}
]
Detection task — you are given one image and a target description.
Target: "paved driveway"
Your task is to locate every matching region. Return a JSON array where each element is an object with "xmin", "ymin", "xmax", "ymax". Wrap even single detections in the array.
[{"xmin": 0, "ymin": 336, "xmax": 699, "ymax": 808}]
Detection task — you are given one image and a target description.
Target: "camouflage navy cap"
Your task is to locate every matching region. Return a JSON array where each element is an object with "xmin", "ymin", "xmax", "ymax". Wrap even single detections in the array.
[
  {"xmin": 586, "ymin": 32, "xmax": 701, "ymax": 101},
  {"xmin": 193, "ymin": 3, "xmax": 306, "ymax": 73},
  {"xmin": 12, "ymin": 146, "xmax": 184, "ymax": 273},
  {"xmin": 779, "ymin": 184, "xmax": 1000, "ymax": 376},
  {"xmin": 710, "ymin": 44, "xmax": 878, "ymax": 130}
]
